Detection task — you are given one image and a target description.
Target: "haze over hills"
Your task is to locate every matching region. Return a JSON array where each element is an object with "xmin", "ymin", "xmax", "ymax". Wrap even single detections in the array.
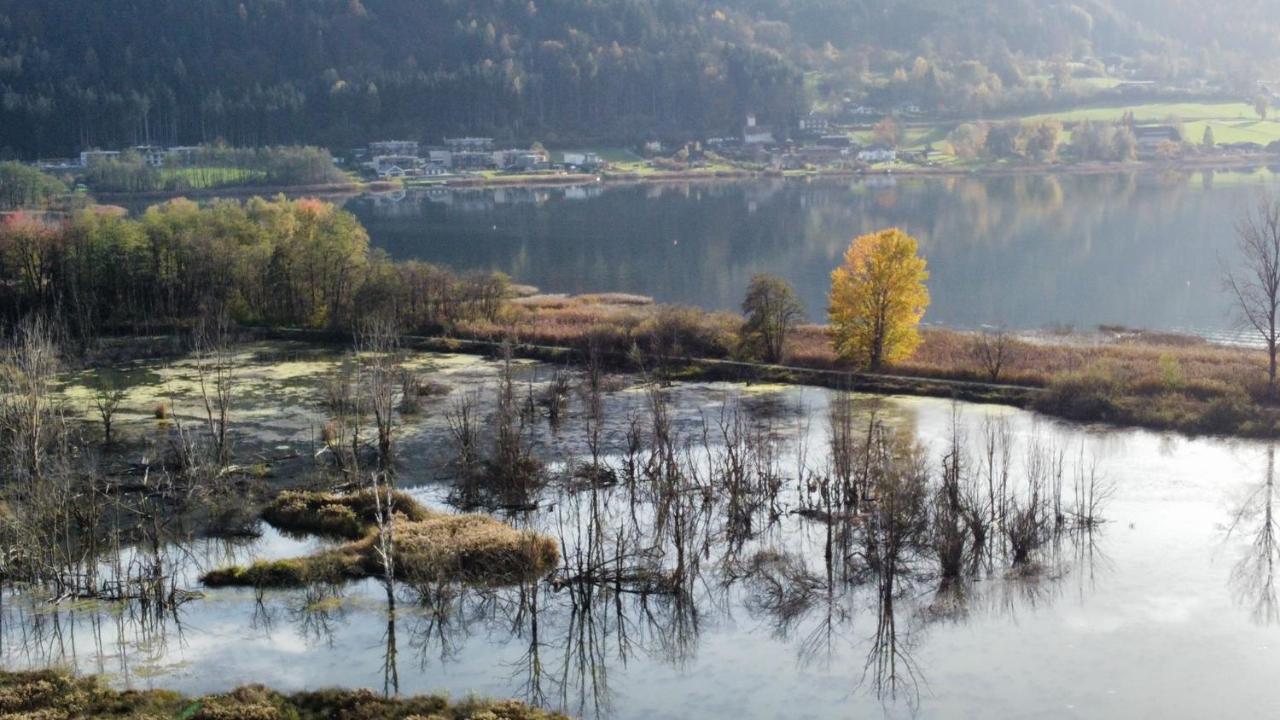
[{"xmin": 0, "ymin": 0, "xmax": 1274, "ymax": 157}]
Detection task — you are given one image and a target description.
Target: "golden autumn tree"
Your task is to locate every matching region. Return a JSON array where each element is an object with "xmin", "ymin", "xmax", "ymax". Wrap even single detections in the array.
[{"xmin": 828, "ymin": 228, "xmax": 930, "ymax": 369}]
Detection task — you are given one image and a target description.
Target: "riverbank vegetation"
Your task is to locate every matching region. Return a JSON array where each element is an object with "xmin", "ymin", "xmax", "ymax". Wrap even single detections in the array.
[
  {"xmin": 2, "ymin": 195, "xmax": 1277, "ymax": 439},
  {"xmin": 466, "ymin": 293, "xmax": 1279, "ymax": 437},
  {"xmin": 0, "ymin": 670, "xmax": 567, "ymax": 719}
]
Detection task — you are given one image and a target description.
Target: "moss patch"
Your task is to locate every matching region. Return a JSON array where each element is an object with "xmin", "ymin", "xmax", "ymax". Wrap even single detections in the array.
[{"xmin": 0, "ymin": 669, "xmax": 567, "ymax": 719}]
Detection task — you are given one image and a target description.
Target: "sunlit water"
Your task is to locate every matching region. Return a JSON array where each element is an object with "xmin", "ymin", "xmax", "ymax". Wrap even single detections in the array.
[
  {"xmin": 347, "ymin": 170, "xmax": 1280, "ymax": 336},
  {"xmin": 4, "ymin": 348, "xmax": 1280, "ymax": 718}
]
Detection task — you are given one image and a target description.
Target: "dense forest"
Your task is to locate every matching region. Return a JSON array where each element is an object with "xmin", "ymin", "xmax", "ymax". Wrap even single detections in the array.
[{"xmin": 0, "ymin": 0, "xmax": 1275, "ymax": 157}]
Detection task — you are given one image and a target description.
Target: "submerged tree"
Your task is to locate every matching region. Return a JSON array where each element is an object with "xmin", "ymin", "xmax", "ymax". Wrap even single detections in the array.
[
  {"xmin": 828, "ymin": 229, "xmax": 930, "ymax": 370},
  {"xmin": 741, "ymin": 273, "xmax": 804, "ymax": 363},
  {"xmin": 1225, "ymin": 195, "xmax": 1280, "ymax": 398}
]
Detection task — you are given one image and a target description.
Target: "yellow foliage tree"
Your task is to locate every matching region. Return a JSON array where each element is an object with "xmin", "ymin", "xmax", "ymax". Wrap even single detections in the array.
[{"xmin": 828, "ymin": 228, "xmax": 930, "ymax": 369}]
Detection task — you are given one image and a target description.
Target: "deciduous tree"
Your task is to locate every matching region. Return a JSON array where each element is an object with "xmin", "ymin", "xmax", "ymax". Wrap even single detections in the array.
[
  {"xmin": 1226, "ymin": 195, "xmax": 1280, "ymax": 398},
  {"xmin": 828, "ymin": 229, "xmax": 930, "ymax": 370},
  {"xmin": 741, "ymin": 273, "xmax": 804, "ymax": 363}
]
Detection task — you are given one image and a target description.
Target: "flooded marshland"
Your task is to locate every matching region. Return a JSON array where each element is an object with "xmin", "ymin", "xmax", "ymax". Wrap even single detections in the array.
[{"xmin": 3, "ymin": 341, "xmax": 1279, "ymax": 718}]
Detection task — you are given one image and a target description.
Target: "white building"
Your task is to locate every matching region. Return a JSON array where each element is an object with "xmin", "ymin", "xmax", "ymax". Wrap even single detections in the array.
[
  {"xmin": 370, "ymin": 140, "xmax": 420, "ymax": 157},
  {"xmin": 857, "ymin": 147, "xmax": 897, "ymax": 163},
  {"xmin": 133, "ymin": 145, "xmax": 167, "ymax": 168},
  {"xmin": 562, "ymin": 151, "xmax": 602, "ymax": 168},
  {"xmin": 444, "ymin": 137, "xmax": 494, "ymax": 152}
]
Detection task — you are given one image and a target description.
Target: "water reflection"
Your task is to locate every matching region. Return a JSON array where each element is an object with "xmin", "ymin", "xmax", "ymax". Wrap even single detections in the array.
[
  {"xmin": 1228, "ymin": 444, "xmax": 1280, "ymax": 625},
  {"xmin": 349, "ymin": 171, "xmax": 1280, "ymax": 334},
  {"xmin": 3, "ymin": 374, "xmax": 1279, "ymax": 718}
]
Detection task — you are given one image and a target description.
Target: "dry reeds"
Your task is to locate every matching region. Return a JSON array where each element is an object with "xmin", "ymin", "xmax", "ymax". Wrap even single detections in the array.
[
  {"xmin": 204, "ymin": 489, "xmax": 559, "ymax": 588},
  {"xmin": 0, "ymin": 669, "xmax": 568, "ymax": 720}
]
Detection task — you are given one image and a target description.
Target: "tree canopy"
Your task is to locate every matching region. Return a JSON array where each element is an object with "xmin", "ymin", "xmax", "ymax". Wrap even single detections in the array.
[
  {"xmin": 828, "ymin": 228, "xmax": 930, "ymax": 370},
  {"xmin": 741, "ymin": 273, "xmax": 804, "ymax": 363},
  {"xmin": 0, "ymin": 0, "xmax": 1277, "ymax": 158}
]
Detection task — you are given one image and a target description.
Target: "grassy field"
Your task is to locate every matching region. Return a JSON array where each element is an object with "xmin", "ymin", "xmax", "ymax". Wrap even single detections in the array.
[
  {"xmin": 836, "ymin": 100, "xmax": 1280, "ymax": 163},
  {"xmin": 1023, "ymin": 101, "xmax": 1265, "ymax": 124},
  {"xmin": 157, "ymin": 166, "xmax": 267, "ymax": 189},
  {"xmin": 1184, "ymin": 119, "xmax": 1280, "ymax": 145}
]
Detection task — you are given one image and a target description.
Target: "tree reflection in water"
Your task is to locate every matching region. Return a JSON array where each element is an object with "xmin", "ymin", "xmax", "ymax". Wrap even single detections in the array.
[
  {"xmin": 1, "ymin": 379, "xmax": 1126, "ymax": 718},
  {"xmin": 1228, "ymin": 444, "xmax": 1280, "ymax": 625}
]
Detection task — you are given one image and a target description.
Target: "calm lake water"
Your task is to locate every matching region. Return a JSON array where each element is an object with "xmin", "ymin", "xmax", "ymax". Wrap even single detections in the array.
[
  {"xmin": 348, "ymin": 170, "xmax": 1280, "ymax": 335},
  {"xmin": 5, "ymin": 347, "xmax": 1280, "ymax": 719}
]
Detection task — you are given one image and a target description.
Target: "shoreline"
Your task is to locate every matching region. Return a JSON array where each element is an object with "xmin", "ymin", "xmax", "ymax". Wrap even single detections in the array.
[
  {"xmin": 81, "ymin": 152, "xmax": 1280, "ymax": 201},
  {"xmin": 92, "ymin": 180, "xmax": 368, "ymax": 203},
  {"xmin": 245, "ymin": 324, "xmax": 1274, "ymax": 441}
]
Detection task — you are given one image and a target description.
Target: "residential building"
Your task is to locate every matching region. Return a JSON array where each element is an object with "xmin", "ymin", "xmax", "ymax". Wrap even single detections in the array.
[
  {"xmin": 452, "ymin": 150, "xmax": 497, "ymax": 170},
  {"xmin": 1134, "ymin": 126, "xmax": 1183, "ymax": 155},
  {"xmin": 798, "ymin": 114, "xmax": 830, "ymax": 135},
  {"xmin": 444, "ymin": 137, "xmax": 494, "ymax": 152},
  {"xmin": 370, "ymin": 140, "xmax": 420, "ymax": 157},
  {"xmin": 371, "ymin": 154, "xmax": 424, "ymax": 178},
  {"xmin": 132, "ymin": 145, "xmax": 167, "ymax": 168},
  {"xmin": 857, "ymin": 146, "xmax": 897, "ymax": 163},
  {"xmin": 743, "ymin": 112, "xmax": 776, "ymax": 145},
  {"xmin": 493, "ymin": 149, "xmax": 549, "ymax": 170},
  {"xmin": 562, "ymin": 151, "xmax": 603, "ymax": 169}
]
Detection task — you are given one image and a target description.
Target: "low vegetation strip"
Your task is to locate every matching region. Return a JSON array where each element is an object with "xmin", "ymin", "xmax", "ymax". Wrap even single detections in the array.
[
  {"xmin": 366, "ymin": 290, "xmax": 1277, "ymax": 437},
  {"xmin": 0, "ymin": 669, "xmax": 567, "ymax": 719},
  {"xmin": 202, "ymin": 491, "xmax": 560, "ymax": 589}
]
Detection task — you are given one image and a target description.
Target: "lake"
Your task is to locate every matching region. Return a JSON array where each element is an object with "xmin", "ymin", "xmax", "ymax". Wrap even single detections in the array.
[
  {"xmin": 5, "ymin": 346, "xmax": 1280, "ymax": 719},
  {"xmin": 348, "ymin": 170, "xmax": 1280, "ymax": 337}
]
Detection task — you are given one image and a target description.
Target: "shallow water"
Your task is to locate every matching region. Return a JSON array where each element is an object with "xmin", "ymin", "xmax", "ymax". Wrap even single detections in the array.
[{"xmin": 6, "ymin": 349, "xmax": 1280, "ymax": 718}]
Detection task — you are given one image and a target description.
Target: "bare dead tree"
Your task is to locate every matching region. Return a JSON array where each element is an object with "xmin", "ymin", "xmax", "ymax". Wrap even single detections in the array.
[
  {"xmin": 0, "ymin": 317, "xmax": 61, "ymax": 484},
  {"xmin": 1225, "ymin": 195, "xmax": 1280, "ymax": 398},
  {"xmin": 194, "ymin": 316, "xmax": 235, "ymax": 468},
  {"xmin": 356, "ymin": 314, "xmax": 401, "ymax": 471},
  {"xmin": 970, "ymin": 325, "xmax": 1013, "ymax": 383}
]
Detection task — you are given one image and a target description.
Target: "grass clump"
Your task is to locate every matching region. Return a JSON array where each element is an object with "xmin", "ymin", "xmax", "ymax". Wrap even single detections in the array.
[
  {"xmin": 0, "ymin": 669, "xmax": 567, "ymax": 719},
  {"xmin": 202, "ymin": 490, "xmax": 559, "ymax": 589},
  {"xmin": 262, "ymin": 489, "xmax": 429, "ymax": 540}
]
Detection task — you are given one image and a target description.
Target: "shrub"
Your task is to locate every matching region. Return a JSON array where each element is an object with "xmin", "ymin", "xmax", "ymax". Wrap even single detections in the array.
[{"xmin": 1037, "ymin": 368, "xmax": 1119, "ymax": 421}]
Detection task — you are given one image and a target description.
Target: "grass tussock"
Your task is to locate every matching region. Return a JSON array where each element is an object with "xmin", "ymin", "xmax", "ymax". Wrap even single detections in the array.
[
  {"xmin": 203, "ymin": 490, "xmax": 559, "ymax": 589},
  {"xmin": 262, "ymin": 489, "xmax": 430, "ymax": 540},
  {"xmin": 0, "ymin": 669, "xmax": 567, "ymax": 719}
]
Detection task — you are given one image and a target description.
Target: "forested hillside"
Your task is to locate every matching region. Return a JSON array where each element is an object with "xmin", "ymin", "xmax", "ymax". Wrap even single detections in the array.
[{"xmin": 0, "ymin": 0, "xmax": 1274, "ymax": 157}]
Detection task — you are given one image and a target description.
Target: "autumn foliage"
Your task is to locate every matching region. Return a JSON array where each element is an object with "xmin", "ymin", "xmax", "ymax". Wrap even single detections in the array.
[{"xmin": 828, "ymin": 228, "xmax": 931, "ymax": 369}]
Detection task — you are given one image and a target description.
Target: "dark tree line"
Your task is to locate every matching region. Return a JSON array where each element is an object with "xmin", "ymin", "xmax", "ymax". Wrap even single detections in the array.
[
  {"xmin": 0, "ymin": 0, "xmax": 1274, "ymax": 159},
  {"xmin": 0, "ymin": 0, "xmax": 802, "ymax": 158}
]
